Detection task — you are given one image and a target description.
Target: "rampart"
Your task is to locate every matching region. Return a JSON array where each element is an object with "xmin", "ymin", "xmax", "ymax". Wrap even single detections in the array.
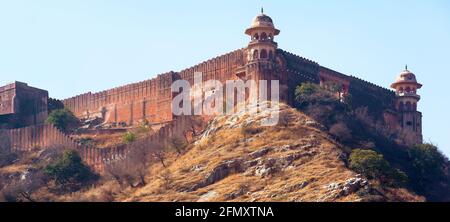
[
  {"xmin": 1, "ymin": 116, "xmax": 190, "ymax": 172},
  {"xmin": 62, "ymin": 49, "xmax": 247, "ymax": 126}
]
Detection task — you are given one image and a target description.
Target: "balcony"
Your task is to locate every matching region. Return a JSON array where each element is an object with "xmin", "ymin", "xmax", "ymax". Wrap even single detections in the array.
[
  {"xmin": 248, "ymin": 40, "xmax": 278, "ymax": 47},
  {"xmin": 396, "ymin": 92, "xmax": 421, "ymax": 99}
]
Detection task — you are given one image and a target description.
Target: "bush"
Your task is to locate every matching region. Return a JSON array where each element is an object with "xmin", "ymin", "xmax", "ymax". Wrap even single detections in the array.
[
  {"xmin": 295, "ymin": 83, "xmax": 341, "ymax": 107},
  {"xmin": 349, "ymin": 149, "xmax": 391, "ymax": 179},
  {"xmin": 46, "ymin": 108, "xmax": 80, "ymax": 132},
  {"xmin": 168, "ymin": 137, "xmax": 187, "ymax": 155},
  {"xmin": 122, "ymin": 132, "xmax": 136, "ymax": 143},
  {"xmin": 44, "ymin": 150, "xmax": 98, "ymax": 188},
  {"xmin": 408, "ymin": 143, "xmax": 446, "ymax": 191},
  {"xmin": 294, "ymin": 83, "xmax": 350, "ymax": 127},
  {"xmin": 106, "ymin": 141, "xmax": 158, "ymax": 187},
  {"xmin": 349, "ymin": 149, "xmax": 408, "ymax": 187}
]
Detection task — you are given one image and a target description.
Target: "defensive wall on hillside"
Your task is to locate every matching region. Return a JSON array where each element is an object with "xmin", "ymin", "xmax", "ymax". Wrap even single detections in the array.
[{"xmin": 0, "ymin": 116, "xmax": 190, "ymax": 172}]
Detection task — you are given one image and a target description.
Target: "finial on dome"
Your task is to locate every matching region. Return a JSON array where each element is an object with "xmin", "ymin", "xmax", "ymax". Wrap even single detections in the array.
[
  {"xmin": 405, "ymin": 64, "xmax": 408, "ymax": 70},
  {"xmin": 261, "ymin": 7, "xmax": 264, "ymax": 14}
]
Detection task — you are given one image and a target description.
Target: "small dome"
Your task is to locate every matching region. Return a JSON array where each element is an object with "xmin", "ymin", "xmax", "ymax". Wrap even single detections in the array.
[
  {"xmin": 391, "ymin": 67, "xmax": 422, "ymax": 89},
  {"xmin": 251, "ymin": 14, "xmax": 274, "ymax": 28},
  {"xmin": 245, "ymin": 11, "xmax": 280, "ymax": 35}
]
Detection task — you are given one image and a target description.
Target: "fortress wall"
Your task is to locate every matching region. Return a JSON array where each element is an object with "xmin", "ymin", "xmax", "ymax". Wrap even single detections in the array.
[
  {"xmin": 3, "ymin": 116, "xmax": 190, "ymax": 172},
  {"xmin": 62, "ymin": 50, "xmax": 245, "ymax": 126},
  {"xmin": 63, "ymin": 72, "xmax": 174, "ymax": 125},
  {"xmin": 278, "ymin": 50, "xmax": 320, "ymax": 104},
  {"xmin": 318, "ymin": 65, "xmax": 396, "ymax": 117},
  {"xmin": 178, "ymin": 49, "xmax": 245, "ymax": 86},
  {"xmin": 61, "ymin": 48, "xmax": 246, "ymax": 126},
  {"xmin": 348, "ymin": 75, "xmax": 396, "ymax": 117}
]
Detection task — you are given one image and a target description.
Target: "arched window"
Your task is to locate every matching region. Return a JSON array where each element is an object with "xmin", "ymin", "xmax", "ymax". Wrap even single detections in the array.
[
  {"xmin": 253, "ymin": 33, "xmax": 259, "ymax": 40},
  {"xmin": 399, "ymin": 102, "xmax": 405, "ymax": 111},
  {"xmin": 261, "ymin": 32, "xmax": 267, "ymax": 40},
  {"xmin": 268, "ymin": 50, "xmax": 274, "ymax": 59},
  {"xmin": 253, "ymin": 50, "xmax": 259, "ymax": 60},
  {"xmin": 260, "ymin": 49, "xmax": 268, "ymax": 59},
  {"xmin": 268, "ymin": 34, "xmax": 273, "ymax": 40},
  {"xmin": 405, "ymin": 101, "xmax": 412, "ymax": 111},
  {"xmin": 399, "ymin": 87, "xmax": 404, "ymax": 92},
  {"xmin": 413, "ymin": 103, "xmax": 417, "ymax": 111},
  {"xmin": 406, "ymin": 87, "xmax": 411, "ymax": 93}
]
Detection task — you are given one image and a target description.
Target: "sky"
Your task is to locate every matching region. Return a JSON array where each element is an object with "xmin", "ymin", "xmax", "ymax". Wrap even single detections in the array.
[{"xmin": 0, "ymin": 0, "xmax": 449, "ymax": 155}]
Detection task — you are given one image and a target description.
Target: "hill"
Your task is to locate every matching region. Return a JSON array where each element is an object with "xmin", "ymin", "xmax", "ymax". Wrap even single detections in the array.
[
  {"xmin": 82, "ymin": 103, "xmax": 422, "ymax": 202},
  {"xmin": 0, "ymin": 102, "xmax": 431, "ymax": 202}
]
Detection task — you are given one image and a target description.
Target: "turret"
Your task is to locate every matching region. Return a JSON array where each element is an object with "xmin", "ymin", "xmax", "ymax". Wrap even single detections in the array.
[
  {"xmin": 245, "ymin": 8, "xmax": 280, "ymax": 63},
  {"xmin": 390, "ymin": 66, "xmax": 423, "ymax": 143}
]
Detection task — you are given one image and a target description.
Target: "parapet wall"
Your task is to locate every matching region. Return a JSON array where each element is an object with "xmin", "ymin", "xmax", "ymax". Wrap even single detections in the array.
[
  {"xmin": 2, "ymin": 116, "xmax": 190, "ymax": 172},
  {"xmin": 62, "ymin": 49, "xmax": 247, "ymax": 126},
  {"xmin": 63, "ymin": 72, "xmax": 175, "ymax": 126}
]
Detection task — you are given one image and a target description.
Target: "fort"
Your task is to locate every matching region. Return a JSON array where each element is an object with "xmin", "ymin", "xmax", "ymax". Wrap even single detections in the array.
[{"xmin": 0, "ymin": 11, "xmax": 423, "ymax": 170}]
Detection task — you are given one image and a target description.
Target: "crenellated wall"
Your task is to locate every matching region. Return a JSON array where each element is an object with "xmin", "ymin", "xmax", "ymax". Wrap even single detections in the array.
[
  {"xmin": 62, "ymin": 49, "xmax": 247, "ymax": 126},
  {"xmin": 63, "ymin": 72, "xmax": 175, "ymax": 126},
  {"xmin": 2, "ymin": 116, "xmax": 190, "ymax": 172}
]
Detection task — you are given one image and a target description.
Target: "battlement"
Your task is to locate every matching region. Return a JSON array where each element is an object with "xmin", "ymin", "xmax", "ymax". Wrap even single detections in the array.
[
  {"xmin": 277, "ymin": 49, "xmax": 320, "ymax": 66},
  {"xmin": 348, "ymin": 75, "xmax": 395, "ymax": 95}
]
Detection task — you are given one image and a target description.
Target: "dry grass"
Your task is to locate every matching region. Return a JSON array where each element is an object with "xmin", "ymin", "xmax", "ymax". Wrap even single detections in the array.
[
  {"xmin": 72, "ymin": 124, "xmax": 159, "ymax": 149},
  {"xmin": 1, "ymin": 103, "xmax": 424, "ymax": 202},
  {"xmin": 110, "ymin": 104, "xmax": 417, "ymax": 202}
]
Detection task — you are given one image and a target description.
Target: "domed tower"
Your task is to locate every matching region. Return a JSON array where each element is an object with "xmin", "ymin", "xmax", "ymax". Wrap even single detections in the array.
[
  {"xmin": 390, "ymin": 66, "xmax": 423, "ymax": 143},
  {"xmin": 245, "ymin": 8, "xmax": 280, "ymax": 64},
  {"xmin": 238, "ymin": 8, "xmax": 286, "ymax": 102}
]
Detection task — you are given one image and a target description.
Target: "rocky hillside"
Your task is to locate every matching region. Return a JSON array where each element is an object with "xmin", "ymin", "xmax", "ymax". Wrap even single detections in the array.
[
  {"xmin": 0, "ymin": 103, "xmax": 425, "ymax": 202},
  {"xmin": 109, "ymin": 103, "xmax": 422, "ymax": 202}
]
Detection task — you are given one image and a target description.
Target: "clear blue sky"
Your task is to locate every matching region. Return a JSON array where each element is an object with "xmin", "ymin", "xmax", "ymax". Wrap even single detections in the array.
[{"xmin": 1, "ymin": 0, "xmax": 449, "ymax": 155}]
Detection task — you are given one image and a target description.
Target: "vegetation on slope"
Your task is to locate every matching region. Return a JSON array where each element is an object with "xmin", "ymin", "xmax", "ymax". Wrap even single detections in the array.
[
  {"xmin": 294, "ymin": 82, "xmax": 450, "ymax": 201},
  {"xmin": 1, "ymin": 82, "xmax": 448, "ymax": 202},
  {"xmin": 54, "ymin": 102, "xmax": 419, "ymax": 202},
  {"xmin": 46, "ymin": 108, "xmax": 80, "ymax": 132}
]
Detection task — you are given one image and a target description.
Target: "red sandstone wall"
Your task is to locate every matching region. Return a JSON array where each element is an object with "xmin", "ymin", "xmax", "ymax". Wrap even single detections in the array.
[
  {"xmin": 63, "ymin": 73, "xmax": 172, "ymax": 126},
  {"xmin": 4, "ymin": 116, "xmax": 190, "ymax": 172},
  {"xmin": 63, "ymin": 49, "xmax": 246, "ymax": 126}
]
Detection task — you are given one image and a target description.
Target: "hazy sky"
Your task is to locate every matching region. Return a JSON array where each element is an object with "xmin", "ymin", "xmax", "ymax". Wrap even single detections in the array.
[{"xmin": 1, "ymin": 0, "xmax": 449, "ymax": 155}]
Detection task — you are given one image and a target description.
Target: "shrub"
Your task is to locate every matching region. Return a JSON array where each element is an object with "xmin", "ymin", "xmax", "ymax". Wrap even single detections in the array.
[
  {"xmin": 122, "ymin": 132, "xmax": 136, "ymax": 143},
  {"xmin": 349, "ymin": 149, "xmax": 409, "ymax": 187},
  {"xmin": 106, "ymin": 141, "xmax": 159, "ymax": 187},
  {"xmin": 349, "ymin": 149, "xmax": 391, "ymax": 179},
  {"xmin": 408, "ymin": 143, "xmax": 446, "ymax": 191},
  {"xmin": 168, "ymin": 137, "xmax": 187, "ymax": 155},
  {"xmin": 294, "ymin": 83, "xmax": 339, "ymax": 108},
  {"xmin": 294, "ymin": 83, "xmax": 350, "ymax": 127},
  {"xmin": 46, "ymin": 108, "xmax": 80, "ymax": 132},
  {"xmin": 158, "ymin": 169, "xmax": 173, "ymax": 189},
  {"xmin": 44, "ymin": 150, "xmax": 98, "ymax": 188},
  {"xmin": 389, "ymin": 168, "xmax": 409, "ymax": 188}
]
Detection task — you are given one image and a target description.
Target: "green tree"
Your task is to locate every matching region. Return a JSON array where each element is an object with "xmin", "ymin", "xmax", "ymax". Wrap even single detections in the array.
[
  {"xmin": 46, "ymin": 108, "xmax": 80, "ymax": 132},
  {"xmin": 408, "ymin": 143, "xmax": 446, "ymax": 191},
  {"xmin": 349, "ymin": 149, "xmax": 391, "ymax": 179},
  {"xmin": 44, "ymin": 150, "xmax": 97, "ymax": 186},
  {"xmin": 349, "ymin": 149, "xmax": 409, "ymax": 187}
]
